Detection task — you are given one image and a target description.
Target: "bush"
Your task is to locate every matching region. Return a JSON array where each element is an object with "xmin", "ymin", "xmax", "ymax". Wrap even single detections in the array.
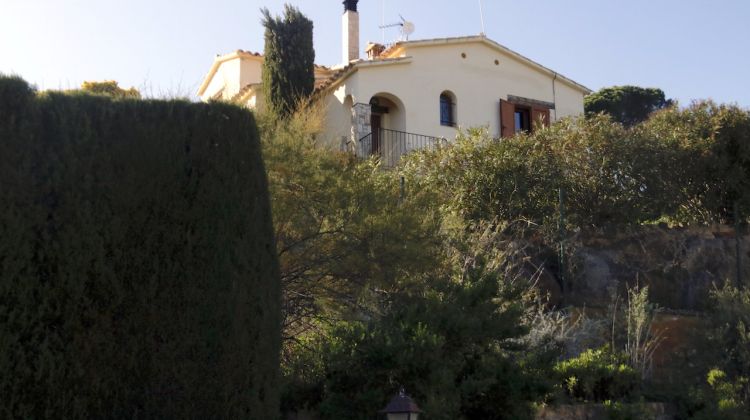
[
  {"xmin": 642, "ymin": 101, "xmax": 750, "ymax": 224},
  {"xmin": 694, "ymin": 284, "xmax": 750, "ymax": 417},
  {"xmin": 584, "ymin": 85, "xmax": 671, "ymax": 127},
  {"xmin": 401, "ymin": 116, "xmax": 678, "ymax": 233},
  {"xmin": 554, "ymin": 346, "xmax": 640, "ymax": 402},
  {"xmin": 401, "ymin": 102, "xmax": 750, "ymax": 232},
  {"xmin": 280, "ymin": 227, "xmax": 554, "ymax": 420},
  {"xmin": 258, "ymin": 104, "xmax": 443, "ymax": 348},
  {"xmin": 0, "ymin": 77, "xmax": 281, "ymax": 418}
]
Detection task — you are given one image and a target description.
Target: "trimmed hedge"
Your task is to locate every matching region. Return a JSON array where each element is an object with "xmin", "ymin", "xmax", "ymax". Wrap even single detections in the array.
[{"xmin": 0, "ymin": 76, "xmax": 281, "ymax": 418}]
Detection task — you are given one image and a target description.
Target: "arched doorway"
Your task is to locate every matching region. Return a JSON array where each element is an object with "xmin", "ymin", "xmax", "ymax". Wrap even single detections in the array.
[{"xmin": 368, "ymin": 93, "xmax": 406, "ymax": 165}]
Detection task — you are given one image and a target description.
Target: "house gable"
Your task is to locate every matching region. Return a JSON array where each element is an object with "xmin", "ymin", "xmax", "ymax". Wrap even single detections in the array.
[{"xmin": 382, "ymin": 36, "xmax": 590, "ymax": 95}]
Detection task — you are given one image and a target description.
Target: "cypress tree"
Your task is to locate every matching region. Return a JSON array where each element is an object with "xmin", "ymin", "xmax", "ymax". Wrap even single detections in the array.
[{"xmin": 261, "ymin": 5, "xmax": 315, "ymax": 117}]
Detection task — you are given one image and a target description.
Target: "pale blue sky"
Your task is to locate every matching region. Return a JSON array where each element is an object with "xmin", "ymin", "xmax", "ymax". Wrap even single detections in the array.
[{"xmin": 1, "ymin": 0, "xmax": 748, "ymax": 106}]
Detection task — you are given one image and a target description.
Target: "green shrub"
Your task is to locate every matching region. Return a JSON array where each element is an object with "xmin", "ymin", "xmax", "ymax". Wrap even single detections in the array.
[
  {"xmin": 698, "ymin": 285, "xmax": 750, "ymax": 417},
  {"xmin": 401, "ymin": 102, "xmax": 750, "ymax": 232},
  {"xmin": 639, "ymin": 101, "xmax": 750, "ymax": 224},
  {"xmin": 554, "ymin": 347, "xmax": 639, "ymax": 402},
  {"xmin": 258, "ymin": 105, "xmax": 443, "ymax": 348},
  {"xmin": 584, "ymin": 85, "xmax": 671, "ymax": 127},
  {"xmin": 401, "ymin": 115, "xmax": 680, "ymax": 234},
  {"xmin": 0, "ymin": 77, "xmax": 281, "ymax": 418},
  {"xmin": 280, "ymin": 233, "xmax": 552, "ymax": 420}
]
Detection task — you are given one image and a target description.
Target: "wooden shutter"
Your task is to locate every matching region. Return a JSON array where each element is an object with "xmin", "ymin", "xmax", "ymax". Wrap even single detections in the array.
[
  {"xmin": 532, "ymin": 108, "xmax": 551, "ymax": 129},
  {"xmin": 500, "ymin": 99, "xmax": 515, "ymax": 138}
]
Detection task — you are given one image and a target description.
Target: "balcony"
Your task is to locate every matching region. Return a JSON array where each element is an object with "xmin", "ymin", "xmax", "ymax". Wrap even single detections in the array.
[{"xmin": 357, "ymin": 128, "xmax": 444, "ymax": 167}]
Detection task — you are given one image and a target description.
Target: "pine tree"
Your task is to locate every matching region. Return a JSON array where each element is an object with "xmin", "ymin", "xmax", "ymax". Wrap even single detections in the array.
[{"xmin": 261, "ymin": 5, "xmax": 315, "ymax": 117}]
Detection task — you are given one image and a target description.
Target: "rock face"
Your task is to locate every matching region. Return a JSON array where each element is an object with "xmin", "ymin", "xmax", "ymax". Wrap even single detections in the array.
[{"xmin": 564, "ymin": 226, "xmax": 749, "ymax": 310}]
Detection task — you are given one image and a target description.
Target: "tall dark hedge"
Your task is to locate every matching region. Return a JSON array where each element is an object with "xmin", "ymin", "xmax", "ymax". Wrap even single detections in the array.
[
  {"xmin": 0, "ymin": 76, "xmax": 281, "ymax": 419},
  {"xmin": 261, "ymin": 5, "xmax": 315, "ymax": 117}
]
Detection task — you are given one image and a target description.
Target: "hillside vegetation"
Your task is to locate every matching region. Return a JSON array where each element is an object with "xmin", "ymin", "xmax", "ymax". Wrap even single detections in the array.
[{"xmin": 266, "ymin": 100, "xmax": 750, "ymax": 419}]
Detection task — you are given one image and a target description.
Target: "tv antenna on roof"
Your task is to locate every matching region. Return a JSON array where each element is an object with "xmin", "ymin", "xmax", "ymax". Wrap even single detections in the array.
[
  {"xmin": 478, "ymin": 0, "xmax": 486, "ymax": 36},
  {"xmin": 379, "ymin": 14, "xmax": 415, "ymax": 41}
]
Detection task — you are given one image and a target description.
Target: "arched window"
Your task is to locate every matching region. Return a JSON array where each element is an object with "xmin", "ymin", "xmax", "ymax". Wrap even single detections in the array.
[{"xmin": 440, "ymin": 91, "xmax": 456, "ymax": 127}]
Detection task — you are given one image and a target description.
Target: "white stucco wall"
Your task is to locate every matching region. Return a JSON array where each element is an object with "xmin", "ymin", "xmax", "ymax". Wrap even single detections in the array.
[
  {"xmin": 238, "ymin": 58, "xmax": 263, "ymax": 94},
  {"xmin": 199, "ymin": 54, "xmax": 263, "ymax": 102},
  {"xmin": 322, "ymin": 85, "xmax": 354, "ymax": 150},
  {"xmin": 320, "ymin": 39, "xmax": 586, "ymax": 145}
]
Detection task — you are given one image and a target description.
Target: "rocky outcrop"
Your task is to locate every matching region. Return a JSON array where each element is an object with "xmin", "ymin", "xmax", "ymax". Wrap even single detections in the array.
[{"xmin": 562, "ymin": 226, "xmax": 749, "ymax": 311}]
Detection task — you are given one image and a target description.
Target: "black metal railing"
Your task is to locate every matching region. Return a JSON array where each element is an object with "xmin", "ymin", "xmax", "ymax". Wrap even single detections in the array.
[{"xmin": 358, "ymin": 128, "xmax": 443, "ymax": 167}]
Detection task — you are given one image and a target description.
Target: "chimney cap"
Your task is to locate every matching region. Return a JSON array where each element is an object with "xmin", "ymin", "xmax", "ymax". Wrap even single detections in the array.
[{"xmin": 343, "ymin": 0, "xmax": 358, "ymax": 12}]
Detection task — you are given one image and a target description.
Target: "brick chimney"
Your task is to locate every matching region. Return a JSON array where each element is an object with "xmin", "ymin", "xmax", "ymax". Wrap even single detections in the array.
[{"xmin": 342, "ymin": 0, "xmax": 359, "ymax": 63}]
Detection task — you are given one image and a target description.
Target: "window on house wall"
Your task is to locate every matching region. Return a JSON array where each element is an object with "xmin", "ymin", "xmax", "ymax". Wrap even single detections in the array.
[
  {"xmin": 440, "ymin": 92, "xmax": 456, "ymax": 127},
  {"xmin": 514, "ymin": 108, "xmax": 531, "ymax": 132},
  {"xmin": 500, "ymin": 98, "xmax": 552, "ymax": 138}
]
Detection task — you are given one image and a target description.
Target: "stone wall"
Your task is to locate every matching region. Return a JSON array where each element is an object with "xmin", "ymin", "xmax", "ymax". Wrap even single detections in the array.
[{"xmin": 351, "ymin": 102, "xmax": 371, "ymax": 151}]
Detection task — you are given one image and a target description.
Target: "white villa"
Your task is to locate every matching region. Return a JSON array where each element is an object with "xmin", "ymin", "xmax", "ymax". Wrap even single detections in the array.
[{"xmin": 198, "ymin": 0, "xmax": 591, "ymax": 165}]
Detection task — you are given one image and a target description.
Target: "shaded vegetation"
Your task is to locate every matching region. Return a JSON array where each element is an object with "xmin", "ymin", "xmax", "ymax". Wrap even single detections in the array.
[
  {"xmin": 266, "ymin": 95, "xmax": 750, "ymax": 418},
  {"xmin": 585, "ymin": 85, "xmax": 672, "ymax": 126},
  {"xmin": 261, "ymin": 4, "xmax": 315, "ymax": 117},
  {"xmin": 80, "ymin": 80, "xmax": 141, "ymax": 98},
  {"xmin": 0, "ymin": 76, "xmax": 280, "ymax": 419}
]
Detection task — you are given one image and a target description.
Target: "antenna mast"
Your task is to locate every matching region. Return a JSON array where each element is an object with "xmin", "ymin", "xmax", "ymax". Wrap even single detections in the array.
[
  {"xmin": 478, "ymin": 0, "xmax": 486, "ymax": 36},
  {"xmin": 381, "ymin": 0, "xmax": 385, "ymax": 43},
  {"xmin": 379, "ymin": 14, "xmax": 415, "ymax": 41}
]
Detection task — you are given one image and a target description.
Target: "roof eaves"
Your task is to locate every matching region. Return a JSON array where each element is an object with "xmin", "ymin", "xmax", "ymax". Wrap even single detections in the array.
[
  {"xmin": 231, "ymin": 83, "xmax": 261, "ymax": 104},
  {"xmin": 314, "ymin": 56, "xmax": 413, "ymax": 94}
]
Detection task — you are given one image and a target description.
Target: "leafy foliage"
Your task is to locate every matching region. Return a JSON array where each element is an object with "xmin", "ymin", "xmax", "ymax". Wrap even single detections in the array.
[
  {"xmin": 554, "ymin": 346, "xmax": 639, "ymax": 402},
  {"xmin": 705, "ymin": 285, "xmax": 750, "ymax": 414},
  {"xmin": 261, "ymin": 4, "xmax": 315, "ymax": 117},
  {"xmin": 0, "ymin": 76, "xmax": 280, "ymax": 418},
  {"xmin": 258, "ymin": 104, "xmax": 442, "ymax": 346},
  {"xmin": 641, "ymin": 101, "xmax": 750, "ymax": 223},
  {"xmin": 621, "ymin": 286, "xmax": 663, "ymax": 379},
  {"xmin": 584, "ymin": 85, "xmax": 672, "ymax": 126},
  {"xmin": 80, "ymin": 80, "xmax": 141, "ymax": 98},
  {"xmin": 705, "ymin": 369, "xmax": 748, "ymax": 418},
  {"xmin": 282, "ymin": 235, "xmax": 551, "ymax": 420},
  {"xmin": 401, "ymin": 102, "xmax": 750, "ymax": 232},
  {"xmin": 400, "ymin": 117, "xmax": 675, "ymax": 233},
  {"xmin": 255, "ymin": 80, "xmax": 750, "ymax": 418}
]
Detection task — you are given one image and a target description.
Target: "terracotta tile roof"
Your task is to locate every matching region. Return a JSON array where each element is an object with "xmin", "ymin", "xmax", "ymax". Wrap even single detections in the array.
[
  {"xmin": 313, "ymin": 62, "xmax": 357, "ymax": 93},
  {"xmin": 231, "ymin": 62, "xmax": 341, "ymax": 104},
  {"xmin": 313, "ymin": 56, "xmax": 415, "ymax": 94},
  {"xmin": 235, "ymin": 50, "xmax": 333, "ymax": 72},
  {"xmin": 379, "ymin": 42, "xmax": 403, "ymax": 58},
  {"xmin": 235, "ymin": 49, "xmax": 263, "ymax": 57},
  {"xmin": 230, "ymin": 83, "xmax": 261, "ymax": 103}
]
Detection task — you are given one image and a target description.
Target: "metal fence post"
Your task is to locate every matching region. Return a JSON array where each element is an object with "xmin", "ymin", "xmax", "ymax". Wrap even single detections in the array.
[
  {"xmin": 399, "ymin": 176, "xmax": 405, "ymax": 203},
  {"xmin": 559, "ymin": 187, "xmax": 566, "ymax": 296},
  {"xmin": 736, "ymin": 201, "xmax": 742, "ymax": 288}
]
